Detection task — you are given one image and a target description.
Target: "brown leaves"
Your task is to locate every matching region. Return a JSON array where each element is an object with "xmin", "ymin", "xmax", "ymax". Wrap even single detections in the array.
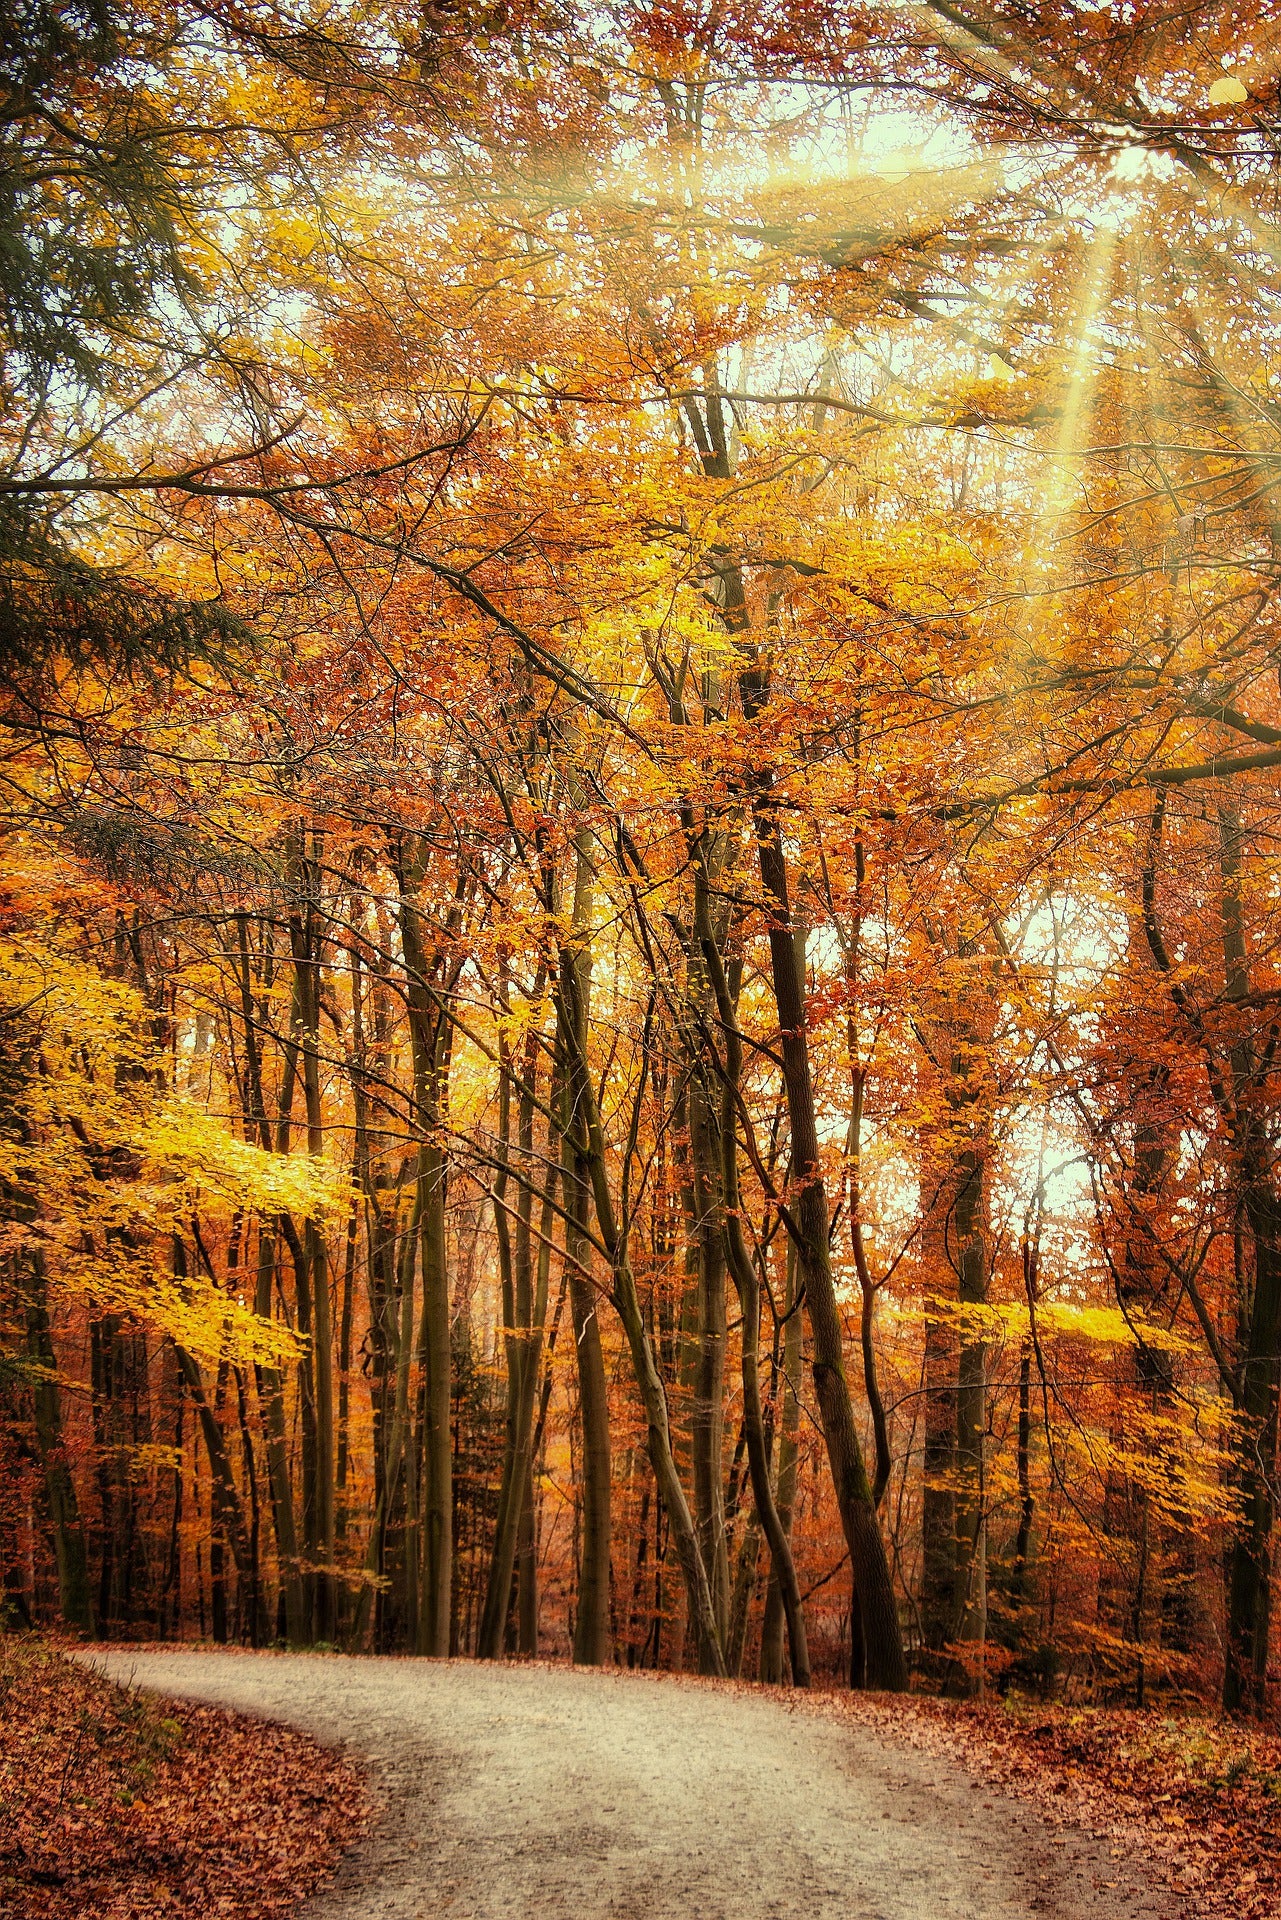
[
  {"xmin": 800, "ymin": 1689, "xmax": 1281, "ymax": 1920},
  {"xmin": 0, "ymin": 1641, "xmax": 368, "ymax": 1920}
]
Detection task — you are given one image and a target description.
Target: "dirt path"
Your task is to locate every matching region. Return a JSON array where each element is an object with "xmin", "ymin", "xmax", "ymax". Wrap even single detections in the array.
[{"xmin": 84, "ymin": 1652, "xmax": 1179, "ymax": 1920}]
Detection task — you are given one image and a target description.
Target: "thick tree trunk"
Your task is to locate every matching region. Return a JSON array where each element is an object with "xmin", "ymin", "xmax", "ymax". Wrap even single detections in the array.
[
  {"xmin": 920, "ymin": 1250, "xmax": 957, "ymax": 1663},
  {"xmin": 26, "ymin": 1262, "xmax": 92, "ymax": 1633},
  {"xmin": 1224, "ymin": 1184, "xmax": 1281, "ymax": 1713},
  {"xmin": 1218, "ymin": 808, "xmax": 1281, "ymax": 1711},
  {"xmin": 917, "ymin": 948, "xmax": 993, "ymax": 1693}
]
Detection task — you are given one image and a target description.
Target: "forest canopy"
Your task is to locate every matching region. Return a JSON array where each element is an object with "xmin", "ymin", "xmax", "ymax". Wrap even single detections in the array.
[{"xmin": 4, "ymin": 0, "xmax": 1281, "ymax": 1715}]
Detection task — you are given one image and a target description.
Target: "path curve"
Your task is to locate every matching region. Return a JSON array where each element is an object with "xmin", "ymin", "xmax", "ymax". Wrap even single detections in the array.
[{"xmin": 84, "ymin": 1652, "xmax": 1179, "ymax": 1920}]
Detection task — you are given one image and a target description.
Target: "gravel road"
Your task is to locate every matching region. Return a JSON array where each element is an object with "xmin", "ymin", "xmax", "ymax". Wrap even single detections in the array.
[{"xmin": 84, "ymin": 1652, "xmax": 1179, "ymax": 1920}]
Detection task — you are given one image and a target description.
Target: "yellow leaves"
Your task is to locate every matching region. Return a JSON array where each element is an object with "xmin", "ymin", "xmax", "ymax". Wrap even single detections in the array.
[
  {"xmin": 1, "ymin": 927, "xmax": 332, "ymax": 1362},
  {"xmin": 140, "ymin": 1098, "xmax": 346, "ymax": 1223},
  {"xmin": 897, "ymin": 1295, "xmax": 1195, "ymax": 1356},
  {"xmin": 1026, "ymin": 1300, "xmax": 1195, "ymax": 1353},
  {"xmin": 61, "ymin": 1245, "xmax": 300, "ymax": 1368},
  {"xmin": 127, "ymin": 1443, "xmax": 183, "ymax": 1476},
  {"xmin": 0, "ymin": 935, "xmax": 150, "ymax": 1086},
  {"xmin": 1207, "ymin": 75, "xmax": 1249, "ymax": 106}
]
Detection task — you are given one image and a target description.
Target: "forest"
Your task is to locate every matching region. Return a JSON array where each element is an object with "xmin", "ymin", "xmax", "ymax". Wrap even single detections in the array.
[{"xmin": 3, "ymin": 0, "xmax": 1281, "ymax": 1727}]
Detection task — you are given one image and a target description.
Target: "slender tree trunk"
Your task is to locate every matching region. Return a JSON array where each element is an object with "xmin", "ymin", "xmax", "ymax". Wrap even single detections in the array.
[
  {"xmin": 951, "ymin": 1142, "xmax": 988, "ymax": 1690},
  {"xmin": 726, "ymin": 1513, "xmax": 761, "ymax": 1676},
  {"xmin": 397, "ymin": 858, "xmax": 454, "ymax": 1657},
  {"xmin": 336, "ymin": 1196, "xmax": 357, "ymax": 1548},
  {"xmin": 1101, "ymin": 1087, "xmax": 1178, "ymax": 1697},
  {"xmin": 234, "ymin": 912, "xmax": 305, "ymax": 1644},
  {"xmin": 728, "ymin": 1228, "xmax": 809, "ymax": 1686},
  {"xmin": 416, "ymin": 1134, "xmax": 451, "ymax": 1654},
  {"xmin": 171, "ymin": 1281, "xmax": 253, "ymax": 1610},
  {"xmin": 1009, "ymin": 1339, "xmax": 1035, "ymax": 1614},
  {"xmin": 522, "ymin": 1269, "xmax": 568, "ymax": 1656},
  {"xmin": 565, "ymin": 1109, "xmax": 612, "ymax": 1664},
  {"xmin": 478, "ymin": 997, "xmax": 552, "ymax": 1659},
  {"xmin": 253, "ymin": 1228, "xmax": 305, "ymax": 1645},
  {"xmin": 351, "ymin": 1183, "xmax": 421, "ymax": 1650},
  {"xmin": 687, "ymin": 1061, "xmax": 730, "ymax": 1650},
  {"xmin": 557, "ymin": 813, "xmax": 723, "ymax": 1671},
  {"xmin": 920, "ymin": 1250, "xmax": 957, "ymax": 1666},
  {"xmin": 1225, "ymin": 1185, "xmax": 1281, "ymax": 1712},
  {"xmin": 761, "ymin": 1239, "xmax": 803, "ymax": 1683},
  {"xmin": 741, "ymin": 663, "xmax": 905, "ymax": 1691},
  {"xmin": 559, "ymin": 832, "xmax": 613, "ymax": 1665},
  {"xmin": 690, "ymin": 858, "xmax": 810, "ymax": 1687},
  {"xmin": 516, "ymin": 1461, "xmax": 538, "ymax": 1654},
  {"xmin": 290, "ymin": 853, "xmax": 336, "ymax": 1643}
]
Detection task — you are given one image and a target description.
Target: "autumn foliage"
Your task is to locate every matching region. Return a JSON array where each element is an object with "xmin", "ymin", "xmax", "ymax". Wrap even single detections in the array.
[{"xmin": 2, "ymin": 0, "xmax": 1281, "ymax": 1723}]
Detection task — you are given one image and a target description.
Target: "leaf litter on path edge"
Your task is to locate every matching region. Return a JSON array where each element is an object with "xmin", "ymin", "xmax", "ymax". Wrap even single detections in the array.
[
  {"xmin": 0, "ymin": 1638, "xmax": 370, "ymax": 1920},
  {"xmin": 778, "ymin": 1684, "xmax": 1280, "ymax": 1920}
]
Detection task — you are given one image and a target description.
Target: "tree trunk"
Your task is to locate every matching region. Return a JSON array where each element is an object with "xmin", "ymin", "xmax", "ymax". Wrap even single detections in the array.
[
  {"xmin": 951, "ymin": 1142, "xmax": 988, "ymax": 1689},
  {"xmin": 557, "ymin": 816, "xmax": 722, "ymax": 1673},
  {"xmin": 565, "ymin": 1112, "xmax": 612, "ymax": 1665},
  {"xmin": 287, "ymin": 844, "xmax": 337, "ymax": 1643},
  {"xmin": 687, "ymin": 1060, "xmax": 731, "ymax": 1654},
  {"xmin": 1218, "ymin": 806, "xmax": 1281, "ymax": 1713},
  {"xmin": 559, "ymin": 833, "xmax": 613, "ymax": 1666},
  {"xmin": 416, "ymin": 1141, "xmax": 451, "ymax": 1655},
  {"xmin": 1224, "ymin": 1185, "xmax": 1281, "ymax": 1712},
  {"xmin": 760, "ymin": 1238, "xmax": 803, "ymax": 1683},
  {"xmin": 917, "ymin": 944, "xmax": 993, "ymax": 1693},
  {"xmin": 742, "ymin": 663, "xmax": 905, "ymax": 1691},
  {"xmin": 478, "ymin": 998, "xmax": 552, "ymax": 1660},
  {"xmin": 690, "ymin": 859, "xmax": 810, "ymax": 1687},
  {"xmin": 253, "ymin": 1228, "xmax": 305, "ymax": 1645},
  {"xmin": 397, "ymin": 857, "xmax": 453, "ymax": 1657},
  {"xmin": 25, "ymin": 1261, "xmax": 92, "ymax": 1632}
]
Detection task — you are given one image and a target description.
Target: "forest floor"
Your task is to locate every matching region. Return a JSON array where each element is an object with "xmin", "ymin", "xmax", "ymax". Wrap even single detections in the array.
[
  {"xmin": 77, "ymin": 1649, "xmax": 1230, "ymax": 1920},
  {"xmin": 790, "ymin": 1686, "xmax": 1281, "ymax": 1920},
  {"xmin": 0, "ymin": 1638, "xmax": 367, "ymax": 1918}
]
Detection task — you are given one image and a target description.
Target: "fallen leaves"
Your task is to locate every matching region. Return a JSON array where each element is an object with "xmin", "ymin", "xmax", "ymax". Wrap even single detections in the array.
[
  {"xmin": 800, "ymin": 1687, "xmax": 1281, "ymax": 1920},
  {"xmin": 0, "ymin": 1639, "xmax": 369, "ymax": 1919}
]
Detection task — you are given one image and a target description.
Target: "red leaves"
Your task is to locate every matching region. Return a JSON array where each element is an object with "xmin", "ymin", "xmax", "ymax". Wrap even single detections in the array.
[{"xmin": 0, "ymin": 1641, "xmax": 369, "ymax": 1919}]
